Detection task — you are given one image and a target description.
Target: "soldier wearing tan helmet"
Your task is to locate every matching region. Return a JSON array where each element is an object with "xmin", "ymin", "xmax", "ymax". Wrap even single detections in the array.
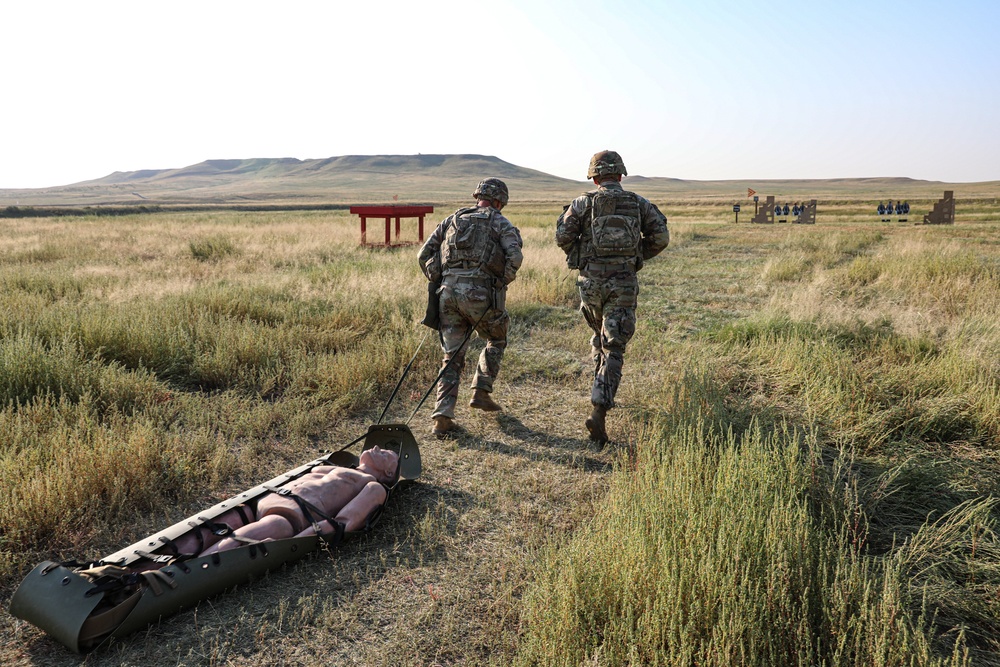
[
  {"xmin": 555, "ymin": 151, "xmax": 669, "ymax": 444},
  {"xmin": 418, "ymin": 178, "xmax": 523, "ymax": 437}
]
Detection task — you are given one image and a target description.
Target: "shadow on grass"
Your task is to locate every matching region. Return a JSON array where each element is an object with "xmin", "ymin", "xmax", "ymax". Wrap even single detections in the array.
[{"xmin": 449, "ymin": 413, "xmax": 614, "ymax": 474}]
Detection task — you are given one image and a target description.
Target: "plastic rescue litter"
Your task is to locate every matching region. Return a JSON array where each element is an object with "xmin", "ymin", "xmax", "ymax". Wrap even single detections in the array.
[{"xmin": 9, "ymin": 424, "xmax": 421, "ymax": 653}]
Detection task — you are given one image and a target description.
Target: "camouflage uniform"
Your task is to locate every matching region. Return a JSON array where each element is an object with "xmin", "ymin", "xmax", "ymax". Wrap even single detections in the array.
[
  {"xmin": 418, "ymin": 198, "xmax": 523, "ymax": 420},
  {"xmin": 556, "ymin": 171, "xmax": 669, "ymax": 410}
]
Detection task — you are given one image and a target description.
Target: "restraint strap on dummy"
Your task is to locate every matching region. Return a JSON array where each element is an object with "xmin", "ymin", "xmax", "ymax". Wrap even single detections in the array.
[
  {"xmin": 220, "ymin": 534, "xmax": 273, "ymax": 558},
  {"xmin": 134, "ymin": 505, "xmax": 254, "ymax": 566},
  {"xmin": 135, "ymin": 517, "xmax": 224, "ymax": 563},
  {"xmin": 262, "ymin": 485, "xmax": 345, "ymax": 546}
]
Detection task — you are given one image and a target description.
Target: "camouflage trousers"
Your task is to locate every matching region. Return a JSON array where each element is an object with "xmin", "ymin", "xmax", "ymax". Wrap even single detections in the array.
[
  {"xmin": 577, "ymin": 265, "xmax": 638, "ymax": 408},
  {"xmin": 432, "ymin": 280, "xmax": 509, "ymax": 419}
]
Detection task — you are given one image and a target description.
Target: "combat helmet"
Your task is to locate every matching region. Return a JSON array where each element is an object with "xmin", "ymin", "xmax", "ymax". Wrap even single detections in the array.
[
  {"xmin": 473, "ymin": 178, "xmax": 509, "ymax": 207},
  {"xmin": 587, "ymin": 150, "xmax": 628, "ymax": 179}
]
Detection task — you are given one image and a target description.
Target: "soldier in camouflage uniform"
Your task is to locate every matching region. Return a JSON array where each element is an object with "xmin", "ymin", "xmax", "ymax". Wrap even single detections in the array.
[
  {"xmin": 555, "ymin": 151, "xmax": 669, "ymax": 444},
  {"xmin": 418, "ymin": 178, "xmax": 523, "ymax": 437}
]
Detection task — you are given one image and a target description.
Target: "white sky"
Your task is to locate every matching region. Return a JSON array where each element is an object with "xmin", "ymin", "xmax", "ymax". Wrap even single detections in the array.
[{"xmin": 2, "ymin": 0, "xmax": 998, "ymax": 188}]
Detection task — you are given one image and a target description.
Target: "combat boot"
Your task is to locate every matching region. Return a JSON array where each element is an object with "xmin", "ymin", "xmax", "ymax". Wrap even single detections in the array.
[
  {"xmin": 585, "ymin": 404, "xmax": 609, "ymax": 444},
  {"xmin": 431, "ymin": 415, "xmax": 457, "ymax": 438},
  {"xmin": 469, "ymin": 388, "xmax": 502, "ymax": 412}
]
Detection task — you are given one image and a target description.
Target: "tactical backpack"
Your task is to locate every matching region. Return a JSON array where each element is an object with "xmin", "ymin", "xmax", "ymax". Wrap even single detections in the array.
[
  {"xmin": 441, "ymin": 207, "xmax": 506, "ymax": 278},
  {"xmin": 588, "ymin": 189, "xmax": 642, "ymax": 258}
]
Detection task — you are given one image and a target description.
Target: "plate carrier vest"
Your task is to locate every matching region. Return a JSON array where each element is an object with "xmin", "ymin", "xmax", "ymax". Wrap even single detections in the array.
[
  {"xmin": 586, "ymin": 189, "xmax": 642, "ymax": 260},
  {"xmin": 441, "ymin": 206, "xmax": 506, "ymax": 279}
]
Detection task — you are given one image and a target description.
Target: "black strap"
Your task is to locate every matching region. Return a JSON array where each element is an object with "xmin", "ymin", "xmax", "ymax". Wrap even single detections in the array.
[
  {"xmin": 320, "ymin": 519, "xmax": 345, "ymax": 547},
  {"xmin": 154, "ymin": 517, "xmax": 234, "ymax": 564},
  {"xmin": 262, "ymin": 485, "xmax": 335, "ymax": 535},
  {"xmin": 159, "ymin": 535, "xmax": 185, "ymax": 558},
  {"xmin": 234, "ymin": 504, "xmax": 253, "ymax": 527},
  {"xmin": 377, "ymin": 327, "xmax": 431, "ymax": 425},
  {"xmin": 324, "ymin": 432, "xmax": 368, "ymax": 460},
  {"xmin": 133, "ymin": 550, "xmax": 173, "ymax": 564},
  {"xmin": 362, "ymin": 492, "xmax": 388, "ymax": 532}
]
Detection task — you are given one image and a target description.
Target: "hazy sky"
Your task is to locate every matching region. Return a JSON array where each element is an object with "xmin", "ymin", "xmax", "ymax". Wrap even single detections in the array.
[{"xmin": 2, "ymin": 0, "xmax": 997, "ymax": 188}]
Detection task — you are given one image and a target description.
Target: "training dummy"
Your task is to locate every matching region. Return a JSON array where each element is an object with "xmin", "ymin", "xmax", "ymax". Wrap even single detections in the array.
[{"xmin": 201, "ymin": 446, "xmax": 399, "ymax": 555}]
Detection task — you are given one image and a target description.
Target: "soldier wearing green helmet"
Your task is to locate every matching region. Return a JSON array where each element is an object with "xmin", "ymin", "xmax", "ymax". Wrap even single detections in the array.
[
  {"xmin": 473, "ymin": 177, "xmax": 509, "ymax": 207},
  {"xmin": 556, "ymin": 151, "xmax": 669, "ymax": 444},
  {"xmin": 587, "ymin": 149, "xmax": 629, "ymax": 179},
  {"xmin": 418, "ymin": 178, "xmax": 523, "ymax": 437}
]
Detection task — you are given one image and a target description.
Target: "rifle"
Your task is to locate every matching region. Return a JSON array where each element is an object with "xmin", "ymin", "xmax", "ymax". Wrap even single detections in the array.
[{"xmin": 421, "ymin": 280, "xmax": 441, "ymax": 330}]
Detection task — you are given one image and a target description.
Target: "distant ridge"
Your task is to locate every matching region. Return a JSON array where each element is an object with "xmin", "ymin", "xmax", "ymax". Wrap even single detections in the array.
[
  {"xmin": 89, "ymin": 155, "xmax": 571, "ymax": 186},
  {"xmin": 2, "ymin": 155, "xmax": 997, "ymax": 207}
]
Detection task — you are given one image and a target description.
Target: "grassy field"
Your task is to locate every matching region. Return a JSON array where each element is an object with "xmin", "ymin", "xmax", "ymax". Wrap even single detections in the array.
[{"xmin": 1, "ymin": 200, "xmax": 999, "ymax": 666}]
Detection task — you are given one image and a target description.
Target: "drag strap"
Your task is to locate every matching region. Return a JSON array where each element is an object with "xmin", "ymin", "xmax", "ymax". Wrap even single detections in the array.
[{"xmin": 407, "ymin": 305, "xmax": 489, "ymax": 425}]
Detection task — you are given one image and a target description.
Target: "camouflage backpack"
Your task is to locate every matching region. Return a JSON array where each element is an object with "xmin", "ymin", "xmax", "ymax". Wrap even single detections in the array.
[
  {"xmin": 588, "ymin": 189, "xmax": 642, "ymax": 258},
  {"xmin": 441, "ymin": 207, "xmax": 506, "ymax": 278}
]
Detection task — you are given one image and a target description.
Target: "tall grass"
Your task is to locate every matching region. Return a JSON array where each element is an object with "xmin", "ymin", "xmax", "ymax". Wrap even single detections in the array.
[
  {"xmin": 0, "ymin": 404, "xmax": 222, "ymax": 550},
  {"xmin": 707, "ymin": 315, "xmax": 999, "ymax": 453},
  {"xmin": 762, "ymin": 229, "xmax": 884, "ymax": 283},
  {"xmin": 515, "ymin": 419, "xmax": 973, "ymax": 666}
]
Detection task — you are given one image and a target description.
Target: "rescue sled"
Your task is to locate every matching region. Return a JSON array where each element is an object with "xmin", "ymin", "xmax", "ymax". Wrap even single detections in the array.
[{"xmin": 9, "ymin": 424, "xmax": 421, "ymax": 654}]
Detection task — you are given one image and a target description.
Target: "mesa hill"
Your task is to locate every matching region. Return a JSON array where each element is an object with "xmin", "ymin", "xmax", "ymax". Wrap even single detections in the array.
[
  {"xmin": 0, "ymin": 155, "xmax": 590, "ymax": 207},
  {"xmin": 2, "ymin": 154, "xmax": 995, "ymax": 207}
]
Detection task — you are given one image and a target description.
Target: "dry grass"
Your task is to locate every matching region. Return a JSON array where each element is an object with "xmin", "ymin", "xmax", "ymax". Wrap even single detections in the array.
[{"xmin": 2, "ymin": 203, "xmax": 1000, "ymax": 666}]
